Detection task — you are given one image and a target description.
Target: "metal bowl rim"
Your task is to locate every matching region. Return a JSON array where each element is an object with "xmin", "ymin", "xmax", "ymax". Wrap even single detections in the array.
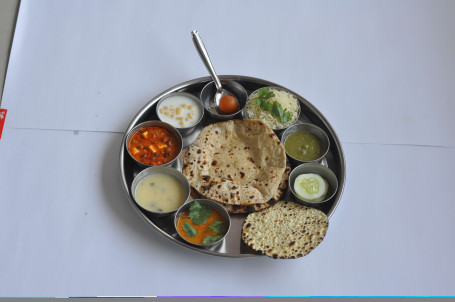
[
  {"xmin": 130, "ymin": 166, "xmax": 191, "ymax": 216},
  {"xmin": 281, "ymin": 122, "xmax": 331, "ymax": 164},
  {"xmin": 124, "ymin": 120, "xmax": 183, "ymax": 168},
  {"xmin": 155, "ymin": 91, "xmax": 205, "ymax": 131},
  {"xmin": 288, "ymin": 162, "xmax": 339, "ymax": 205},
  {"xmin": 173, "ymin": 199, "xmax": 232, "ymax": 248},
  {"xmin": 200, "ymin": 79, "xmax": 248, "ymax": 118}
]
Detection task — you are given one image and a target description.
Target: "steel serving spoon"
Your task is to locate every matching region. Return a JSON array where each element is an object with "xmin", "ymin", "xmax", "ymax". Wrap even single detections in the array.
[{"xmin": 191, "ymin": 30, "xmax": 237, "ymax": 112}]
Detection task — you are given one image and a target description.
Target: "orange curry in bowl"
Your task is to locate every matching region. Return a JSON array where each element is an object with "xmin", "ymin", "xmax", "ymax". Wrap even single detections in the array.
[
  {"xmin": 176, "ymin": 201, "xmax": 228, "ymax": 245},
  {"xmin": 128, "ymin": 126, "xmax": 180, "ymax": 166}
]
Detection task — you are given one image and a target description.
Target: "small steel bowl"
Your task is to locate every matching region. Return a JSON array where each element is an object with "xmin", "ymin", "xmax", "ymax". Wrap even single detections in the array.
[
  {"xmin": 281, "ymin": 123, "xmax": 330, "ymax": 166},
  {"xmin": 245, "ymin": 86, "xmax": 301, "ymax": 132},
  {"xmin": 125, "ymin": 120, "xmax": 183, "ymax": 168},
  {"xmin": 200, "ymin": 80, "xmax": 248, "ymax": 120},
  {"xmin": 156, "ymin": 92, "xmax": 204, "ymax": 135},
  {"xmin": 131, "ymin": 166, "xmax": 190, "ymax": 217},
  {"xmin": 174, "ymin": 199, "xmax": 231, "ymax": 248},
  {"xmin": 289, "ymin": 163, "xmax": 338, "ymax": 207}
]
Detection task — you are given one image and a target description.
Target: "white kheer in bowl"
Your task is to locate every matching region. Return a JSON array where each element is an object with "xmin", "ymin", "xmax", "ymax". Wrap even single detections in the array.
[{"xmin": 156, "ymin": 92, "xmax": 204, "ymax": 135}]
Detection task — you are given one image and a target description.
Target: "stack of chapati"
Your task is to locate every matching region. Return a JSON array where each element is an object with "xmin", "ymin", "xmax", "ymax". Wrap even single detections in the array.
[
  {"xmin": 242, "ymin": 201, "xmax": 329, "ymax": 259},
  {"xmin": 182, "ymin": 119, "xmax": 288, "ymax": 213}
]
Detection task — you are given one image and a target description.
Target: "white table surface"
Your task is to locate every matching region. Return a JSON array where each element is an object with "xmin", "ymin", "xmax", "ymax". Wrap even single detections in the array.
[{"xmin": 1, "ymin": 0, "xmax": 454, "ymax": 297}]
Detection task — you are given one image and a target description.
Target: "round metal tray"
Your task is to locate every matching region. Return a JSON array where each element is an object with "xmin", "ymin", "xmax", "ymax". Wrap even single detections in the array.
[{"xmin": 119, "ymin": 75, "xmax": 346, "ymax": 257}]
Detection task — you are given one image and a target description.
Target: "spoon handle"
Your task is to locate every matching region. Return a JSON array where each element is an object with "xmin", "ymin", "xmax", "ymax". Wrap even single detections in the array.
[{"xmin": 191, "ymin": 30, "xmax": 223, "ymax": 91}]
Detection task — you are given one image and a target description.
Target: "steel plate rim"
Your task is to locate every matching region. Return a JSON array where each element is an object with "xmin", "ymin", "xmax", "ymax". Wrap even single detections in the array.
[{"xmin": 119, "ymin": 75, "xmax": 346, "ymax": 257}]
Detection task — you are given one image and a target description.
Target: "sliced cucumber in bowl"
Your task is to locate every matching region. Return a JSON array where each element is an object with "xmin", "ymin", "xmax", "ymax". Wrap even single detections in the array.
[{"xmin": 294, "ymin": 173, "xmax": 328, "ymax": 202}]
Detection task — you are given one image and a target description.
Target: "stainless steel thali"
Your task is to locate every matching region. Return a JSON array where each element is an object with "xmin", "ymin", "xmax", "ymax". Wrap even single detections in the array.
[{"xmin": 119, "ymin": 75, "xmax": 346, "ymax": 257}]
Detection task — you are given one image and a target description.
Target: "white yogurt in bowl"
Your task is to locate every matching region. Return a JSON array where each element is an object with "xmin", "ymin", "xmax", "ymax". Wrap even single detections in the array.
[{"xmin": 156, "ymin": 92, "xmax": 204, "ymax": 131}]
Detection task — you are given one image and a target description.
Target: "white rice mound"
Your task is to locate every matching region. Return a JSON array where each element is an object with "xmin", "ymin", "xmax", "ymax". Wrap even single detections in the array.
[{"xmin": 246, "ymin": 87, "xmax": 300, "ymax": 129}]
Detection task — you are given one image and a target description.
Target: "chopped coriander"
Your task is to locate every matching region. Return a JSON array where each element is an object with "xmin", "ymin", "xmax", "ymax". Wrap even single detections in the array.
[
  {"xmin": 257, "ymin": 87, "xmax": 275, "ymax": 100},
  {"xmin": 254, "ymin": 88, "xmax": 292, "ymax": 124},
  {"xmin": 208, "ymin": 220, "xmax": 225, "ymax": 234},
  {"xmin": 182, "ymin": 221, "xmax": 196, "ymax": 237},
  {"xmin": 202, "ymin": 235, "xmax": 223, "ymax": 245},
  {"xmin": 188, "ymin": 201, "xmax": 212, "ymax": 225},
  {"xmin": 271, "ymin": 100, "xmax": 291, "ymax": 123}
]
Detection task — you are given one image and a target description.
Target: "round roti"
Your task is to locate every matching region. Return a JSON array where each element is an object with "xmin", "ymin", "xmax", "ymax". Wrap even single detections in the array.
[
  {"xmin": 182, "ymin": 119, "xmax": 287, "ymax": 210},
  {"xmin": 219, "ymin": 162, "xmax": 291, "ymax": 214},
  {"xmin": 242, "ymin": 201, "xmax": 329, "ymax": 259}
]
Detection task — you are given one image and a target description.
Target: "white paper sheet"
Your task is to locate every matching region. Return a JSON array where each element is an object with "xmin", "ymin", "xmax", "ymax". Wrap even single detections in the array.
[
  {"xmin": 2, "ymin": 0, "xmax": 455, "ymax": 297},
  {"xmin": 2, "ymin": 0, "xmax": 455, "ymax": 147}
]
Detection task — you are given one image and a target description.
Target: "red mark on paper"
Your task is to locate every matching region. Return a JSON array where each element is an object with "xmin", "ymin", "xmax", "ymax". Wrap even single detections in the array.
[{"xmin": 0, "ymin": 109, "xmax": 7, "ymax": 140}]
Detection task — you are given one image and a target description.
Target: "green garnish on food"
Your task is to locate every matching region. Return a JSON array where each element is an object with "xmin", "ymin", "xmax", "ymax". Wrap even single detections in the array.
[
  {"xmin": 202, "ymin": 235, "xmax": 223, "ymax": 245},
  {"xmin": 254, "ymin": 88, "xmax": 292, "ymax": 124},
  {"xmin": 188, "ymin": 201, "xmax": 213, "ymax": 225},
  {"xmin": 257, "ymin": 87, "xmax": 275, "ymax": 102},
  {"xmin": 182, "ymin": 221, "xmax": 197, "ymax": 237},
  {"xmin": 208, "ymin": 220, "xmax": 225, "ymax": 234}
]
